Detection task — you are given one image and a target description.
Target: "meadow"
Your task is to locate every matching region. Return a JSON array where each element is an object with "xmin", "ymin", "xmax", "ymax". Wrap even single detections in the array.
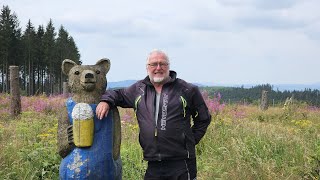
[{"xmin": 0, "ymin": 93, "xmax": 319, "ymax": 180}]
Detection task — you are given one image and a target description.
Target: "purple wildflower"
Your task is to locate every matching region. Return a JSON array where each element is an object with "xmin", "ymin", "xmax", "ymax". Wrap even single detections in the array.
[{"xmin": 202, "ymin": 91, "xmax": 225, "ymax": 115}]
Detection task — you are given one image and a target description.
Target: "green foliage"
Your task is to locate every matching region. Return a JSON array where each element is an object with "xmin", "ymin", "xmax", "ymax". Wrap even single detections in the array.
[
  {"xmin": 0, "ymin": 5, "xmax": 81, "ymax": 95},
  {"xmin": 0, "ymin": 112, "xmax": 61, "ymax": 179},
  {"xmin": 0, "ymin": 95, "xmax": 319, "ymax": 179},
  {"xmin": 202, "ymin": 84, "xmax": 320, "ymax": 107},
  {"xmin": 121, "ymin": 141, "xmax": 146, "ymax": 179},
  {"xmin": 120, "ymin": 119, "xmax": 147, "ymax": 179},
  {"xmin": 304, "ymin": 139, "xmax": 320, "ymax": 179}
]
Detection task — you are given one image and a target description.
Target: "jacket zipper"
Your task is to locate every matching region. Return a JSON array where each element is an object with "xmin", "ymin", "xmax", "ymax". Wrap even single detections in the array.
[
  {"xmin": 154, "ymin": 128, "xmax": 157, "ymax": 136},
  {"xmin": 153, "ymin": 88, "xmax": 161, "ymax": 161},
  {"xmin": 183, "ymin": 132, "xmax": 190, "ymax": 158},
  {"xmin": 154, "ymin": 89, "xmax": 158, "ymax": 137}
]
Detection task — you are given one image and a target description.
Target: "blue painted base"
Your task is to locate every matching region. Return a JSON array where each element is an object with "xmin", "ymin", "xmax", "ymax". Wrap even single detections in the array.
[{"xmin": 59, "ymin": 99, "xmax": 122, "ymax": 180}]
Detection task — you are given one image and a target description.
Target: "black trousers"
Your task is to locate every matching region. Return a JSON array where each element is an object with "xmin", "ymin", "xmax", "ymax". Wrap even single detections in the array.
[{"xmin": 144, "ymin": 158, "xmax": 197, "ymax": 180}]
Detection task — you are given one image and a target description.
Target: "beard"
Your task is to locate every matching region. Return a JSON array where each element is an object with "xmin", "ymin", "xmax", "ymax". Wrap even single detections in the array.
[
  {"xmin": 152, "ymin": 77, "xmax": 165, "ymax": 83},
  {"xmin": 148, "ymin": 71, "xmax": 169, "ymax": 84}
]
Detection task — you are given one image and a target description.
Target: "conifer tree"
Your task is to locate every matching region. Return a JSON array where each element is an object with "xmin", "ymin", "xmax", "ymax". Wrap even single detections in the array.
[
  {"xmin": 35, "ymin": 25, "xmax": 45, "ymax": 94},
  {"xmin": 55, "ymin": 25, "xmax": 81, "ymax": 93},
  {"xmin": 43, "ymin": 19, "xmax": 56, "ymax": 94},
  {"xmin": 0, "ymin": 5, "xmax": 21, "ymax": 93},
  {"xmin": 21, "ymin": 20, "xmax": 37, "ymax": 95},
  {"xmin": 0, "ymin": 5, "xmax": 81, "ymax": 95}
]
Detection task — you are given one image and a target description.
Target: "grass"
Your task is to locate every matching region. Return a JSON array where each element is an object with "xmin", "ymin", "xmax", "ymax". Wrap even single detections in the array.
[{"xmin": 0, "ymin": 93, "xmax": 319, "ymax": 179}]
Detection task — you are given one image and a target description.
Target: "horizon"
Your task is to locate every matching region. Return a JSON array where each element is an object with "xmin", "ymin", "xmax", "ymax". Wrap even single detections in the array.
[{"xmin": 107, "ymin": 79, "xmax": 320, "ymax": 91}]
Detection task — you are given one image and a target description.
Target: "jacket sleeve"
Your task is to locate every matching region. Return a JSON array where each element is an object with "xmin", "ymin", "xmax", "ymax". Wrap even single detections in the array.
[
  {"xmin": 101, "ymin": 83, "xmax": 138, "ymax": 108},
  {"xmin": 190, "ymin": 86, "xmax": 212, "ymax": 144}
]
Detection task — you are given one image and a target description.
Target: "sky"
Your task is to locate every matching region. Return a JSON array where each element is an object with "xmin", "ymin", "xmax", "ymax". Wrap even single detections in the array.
[{"xmin": 2, "ymin": 0, "xmax": 320, "ymax": 85}]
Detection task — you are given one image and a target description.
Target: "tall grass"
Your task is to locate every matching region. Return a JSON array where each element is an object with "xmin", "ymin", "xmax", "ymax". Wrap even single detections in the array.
[
  {"xmin": 0, "ymin": 93, "xmax": 319, "ymax": 179},
  {"xmin": 0, "ymin": 94, "xmax": 64, "ymax": 179}
]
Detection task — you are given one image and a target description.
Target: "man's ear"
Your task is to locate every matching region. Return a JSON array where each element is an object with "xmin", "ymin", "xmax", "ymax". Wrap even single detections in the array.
[
  {"xmin": 96, "ymin": 58, "xmax": 110, "ymax": 74},
  {"xmin": 62, "ymin": 59, "xmax": 77, "ymax": 75}
]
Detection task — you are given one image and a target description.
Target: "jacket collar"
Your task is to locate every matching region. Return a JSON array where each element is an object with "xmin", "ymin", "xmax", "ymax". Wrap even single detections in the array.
[{"xmin": 142, "ymin": 70, "xmax": 177, "ymax": 86}]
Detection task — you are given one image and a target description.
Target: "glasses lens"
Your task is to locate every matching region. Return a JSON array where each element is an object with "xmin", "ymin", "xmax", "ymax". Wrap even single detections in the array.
[{"xmin": 148, "ymin": 63, "xmax": 168, "ymax": 68}]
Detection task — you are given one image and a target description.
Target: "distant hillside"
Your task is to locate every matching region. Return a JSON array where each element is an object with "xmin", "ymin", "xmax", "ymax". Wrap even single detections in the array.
[
  {"xmin": 197, "ymin": 82, "xmax": 320, "ymax": 91},
  {"xmin": 273, "ymin": 83, "xmax": 320, "ymax": 91},
  {"xmin": 108, "ymin": 80, "xmax": 204, "ymax": 89},
  {"xmin": 107, "ymin": 80, "xmax": 137, "ymax": 89},
  {"xmin": 107, "ymin": 80, "xmax": 320, "ymax": 91}
]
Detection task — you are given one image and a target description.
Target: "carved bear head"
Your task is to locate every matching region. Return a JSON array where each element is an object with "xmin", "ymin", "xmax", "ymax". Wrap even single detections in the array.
[{"xmin": 62, "ymin": 59, "xmax": 110, "ymax": 95}]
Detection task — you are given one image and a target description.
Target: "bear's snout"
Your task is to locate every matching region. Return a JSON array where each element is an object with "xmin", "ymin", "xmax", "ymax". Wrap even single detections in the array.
[
  {"xmin": 85, "ymin": 73, "xmax": 94, "ymax": 79},
  {"xmin": 80, "ymin": 70, "xmax": 97, "ymax": 91}
]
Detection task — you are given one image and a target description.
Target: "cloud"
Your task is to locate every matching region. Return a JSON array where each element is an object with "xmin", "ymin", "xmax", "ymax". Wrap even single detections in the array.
[
  {"xmin": 254, "ymin": 0, "xmax": 300, "ymax": 10},
  {"xmin": 217, "ymin": 0, "xmax": 300, "ymax": 10},
  {"xmin": 236, "ymin": 15, "xmax": 307, "ymax": 29}
]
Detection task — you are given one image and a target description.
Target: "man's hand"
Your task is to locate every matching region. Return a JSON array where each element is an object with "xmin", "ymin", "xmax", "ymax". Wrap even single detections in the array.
[{"xmin": 96, "ymin": 101, "xmax": 110, "ymax": 120}]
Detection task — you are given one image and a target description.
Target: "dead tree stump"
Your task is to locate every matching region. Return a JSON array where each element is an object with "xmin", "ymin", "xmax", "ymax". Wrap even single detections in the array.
[
  {"xmin": 63, "ymin": 82, "xmax": 69, "ymax": 98},
  {"xmin": 10, "ymin": 66, "xmax": 21, "ymax": 117},
  {"xmin": 260, "ymin": 90, "xmax": 268, "ymax": 111}
]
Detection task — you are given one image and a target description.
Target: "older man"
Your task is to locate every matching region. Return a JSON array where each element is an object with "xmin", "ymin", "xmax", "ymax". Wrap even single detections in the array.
[{"xmin": 96, "ymin": 49, "xmax": 211, "ymax": 180}]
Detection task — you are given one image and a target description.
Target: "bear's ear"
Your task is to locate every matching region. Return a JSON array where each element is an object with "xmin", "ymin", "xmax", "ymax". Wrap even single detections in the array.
[
  {"xmin": 62, "ymin": 59, "xmax": 77, "ymax": 75},
  {"xmin": 96, "ymin": 58, "xmax": 110, "ymax": 73}
]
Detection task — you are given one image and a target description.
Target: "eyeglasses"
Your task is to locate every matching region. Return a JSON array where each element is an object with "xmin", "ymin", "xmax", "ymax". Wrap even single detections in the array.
[{"xmin": 147, "ymin": 62, "xmax": 169, "ymax": 68}]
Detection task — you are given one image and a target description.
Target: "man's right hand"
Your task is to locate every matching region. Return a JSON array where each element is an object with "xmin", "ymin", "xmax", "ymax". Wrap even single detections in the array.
[{"xmin": 96, "ymin": 101, "xmax": 110, "ymax": 120}]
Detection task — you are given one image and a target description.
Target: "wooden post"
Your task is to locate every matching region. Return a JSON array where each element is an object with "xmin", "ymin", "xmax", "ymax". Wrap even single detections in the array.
[
  {"xmin": 260, "ymin": 90, "xmax": 268, "ymax": 111},
  {"xmin": 10, "ymin": 66, "xmax": 21, "ymax": 117},
  {"xmin": 273, "ymin": 99, "xmax": 275, "ymax": 107},
  {"xmin": 63, "ymin": 82, "xmax": 69, "ymax": 98}
]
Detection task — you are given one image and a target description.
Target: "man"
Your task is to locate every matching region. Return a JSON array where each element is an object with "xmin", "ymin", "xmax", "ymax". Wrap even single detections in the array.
[{"xmin": 96, "ymin": 49, "xmax": 211, "ymax": 180}]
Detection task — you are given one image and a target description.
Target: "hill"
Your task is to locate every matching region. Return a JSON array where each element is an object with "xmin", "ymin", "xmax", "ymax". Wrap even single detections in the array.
[
  {"xmin": 107, "ymin": 80, "xmax": 137, "ymax": 89},
  {"xmin": 108, "ymin": 80, "xmax": 320, "ymax": 91}
]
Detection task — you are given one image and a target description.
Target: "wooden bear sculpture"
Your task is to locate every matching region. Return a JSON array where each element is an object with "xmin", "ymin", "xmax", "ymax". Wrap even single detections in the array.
[{"xmin": 58, "ymin": 58, "xmax": 122, "ymax": 180}]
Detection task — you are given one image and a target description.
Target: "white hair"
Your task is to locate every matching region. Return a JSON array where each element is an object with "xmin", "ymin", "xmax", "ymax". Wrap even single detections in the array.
[{"xmin": 146, "ymin": 49, "xmax": 170, "ymax": 64}]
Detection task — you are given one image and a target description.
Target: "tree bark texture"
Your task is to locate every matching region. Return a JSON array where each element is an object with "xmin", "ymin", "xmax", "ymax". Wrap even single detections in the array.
[
  {"xmin": 10, "ymin": 66, "xmax": 21, "ymax": 117},
  {"xmin": 260, "ymin": 90, "xmax": 268, "ymax": 111},
  {"xmin": 63, "ymin": 81, "xmax": 69, "ymax": 98}
]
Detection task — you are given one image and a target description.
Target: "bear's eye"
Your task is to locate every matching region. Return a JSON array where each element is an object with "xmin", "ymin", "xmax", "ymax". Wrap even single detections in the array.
[
  {"xmin": 74, "ymin": 71, "xmax": 80, "ymax": 75},
  {"xmin": 96, "ymin": 70, "xmax": 100, "ymax": 74}
]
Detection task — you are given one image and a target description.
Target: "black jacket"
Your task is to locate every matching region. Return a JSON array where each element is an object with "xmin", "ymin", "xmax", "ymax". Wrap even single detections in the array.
[{"xmin": 102, "ymin": 71, "xmax": 211, "ymax": 161}]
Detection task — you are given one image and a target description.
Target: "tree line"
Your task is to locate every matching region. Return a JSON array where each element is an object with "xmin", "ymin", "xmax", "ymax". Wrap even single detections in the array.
[
  {"xmin": 0, "ymin": 5, "xmax": 81, "ymax": 95},
  {"xmin": 202, "ymin": 84, "xmax": 320, "ymax": 107}
]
